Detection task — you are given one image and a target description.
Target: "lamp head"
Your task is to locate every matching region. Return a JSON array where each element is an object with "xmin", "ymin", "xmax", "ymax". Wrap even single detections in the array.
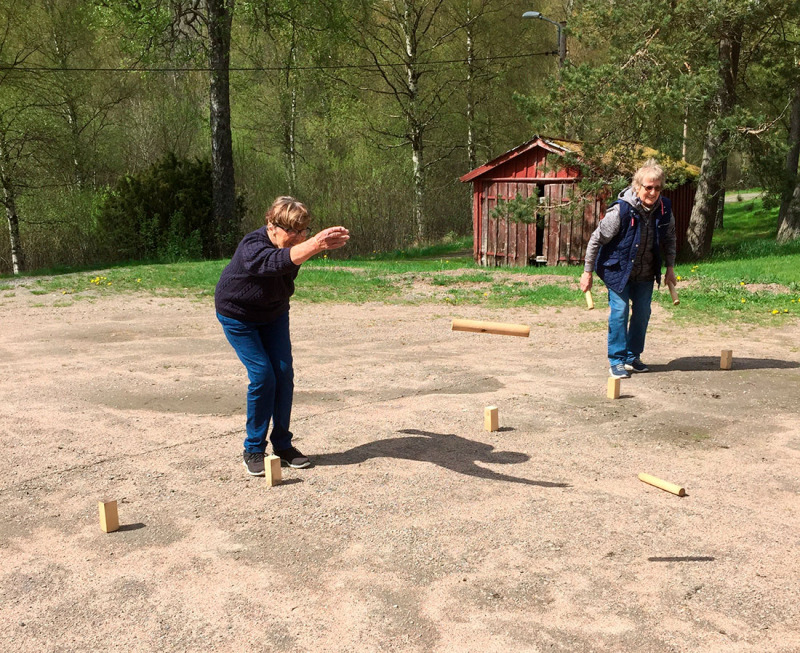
[{"xmin": 522, "ymin": 11, "xmax": 542, "ymax": 19}]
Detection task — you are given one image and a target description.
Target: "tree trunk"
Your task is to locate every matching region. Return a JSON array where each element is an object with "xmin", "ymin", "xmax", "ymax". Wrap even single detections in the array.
[
  {"xmin": 411, "ymin": 125, "xmax": 425, "ymax": 242},
  {"xmin": 682, "ymin": 104, "xmax": 689, "ymax": 162},
  {"xmin": 207, "ymin": 0, "xmax": 236, "ymax": 256},
  {"xmin": 465, "ymin": 7, "xmax": 476, "ymax": 171},
  {"xmin": 283, "ymin": 22, "xmax": 298, "ymax": 196},
  {"xmin": 685, "ymin": 120, "xmax": 725, "ymax": 258},
  {"xmin": 715, "ymin": 158, "xmax": 727, "ymax": 229},
  {"xmin": 778, "ymin": 176, "xmax": 800, "ymax": 243},
  {"xmin": 403, "ymin": 1, "xmax": 425, "ymax": 241},
  {"xmin": 684, "ymin": 23, "xmax": 741, "ymax": 260},
  {"xmin": 0, "ymin": 139, "xmax": 24, "ymax": 274},
  {"xmin": 777, "ymin": 82, "xmax": 800, "ymax": 242}
]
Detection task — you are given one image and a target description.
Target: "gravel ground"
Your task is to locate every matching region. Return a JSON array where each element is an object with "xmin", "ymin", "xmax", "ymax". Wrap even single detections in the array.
[{"xmin": 1, "ymin": 286, "xmax": 799, "ymax": 652}]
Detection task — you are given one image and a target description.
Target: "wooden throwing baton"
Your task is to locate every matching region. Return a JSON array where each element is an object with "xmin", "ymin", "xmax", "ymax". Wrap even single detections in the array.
[
  {"xmin": 667, "ymin": 280, "xmax": 680, "ymax": 305},
  {"xmin": 451, "ymin": 319, "xmax": 530, "ymax": 338},
  {"xmin": 638, "ymin": 473, "xmax": 686, "ymax": 497}
]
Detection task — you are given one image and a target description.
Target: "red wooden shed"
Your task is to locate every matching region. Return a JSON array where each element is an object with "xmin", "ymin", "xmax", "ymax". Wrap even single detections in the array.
[{"xmin": 460, "ymin": 136, "xmax": 699, "ymax": 267}]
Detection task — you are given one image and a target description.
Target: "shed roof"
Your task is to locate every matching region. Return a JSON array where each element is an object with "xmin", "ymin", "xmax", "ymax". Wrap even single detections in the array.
[{"xmin": 459, "ymin": 135, "xmax": 700, "ymax": 184}]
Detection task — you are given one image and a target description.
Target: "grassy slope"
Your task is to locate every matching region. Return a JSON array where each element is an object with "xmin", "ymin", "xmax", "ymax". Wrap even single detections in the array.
[{"xmin": 2, "ymin": 199, "xmax": 799, "ymax": 324}]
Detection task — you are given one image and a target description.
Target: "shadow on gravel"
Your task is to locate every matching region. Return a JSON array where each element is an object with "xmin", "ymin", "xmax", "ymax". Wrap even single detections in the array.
[
  {"xmin": 117, "ymin": 523, "xmax": 146, "ymax": 532},
  {"xmin": 648, "ymin": 556, "xmax": 715, "ymax": 562},
  {"xmin": 650, "ymin": 357, "xmax": 800, "ymax": 372},
  {"xmin": 315, "ymin": 428, "xmax": 569, "ymax": 488}
]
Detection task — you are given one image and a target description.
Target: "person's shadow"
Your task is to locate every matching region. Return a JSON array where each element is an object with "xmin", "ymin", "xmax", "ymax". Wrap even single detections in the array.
[
  {"xmin": 314, "ymin": 428, "xmax": 569, "ymax": 488},
  {"xmin": 648, "ymin": 356, "xmax": 799, "ymax": 373}
]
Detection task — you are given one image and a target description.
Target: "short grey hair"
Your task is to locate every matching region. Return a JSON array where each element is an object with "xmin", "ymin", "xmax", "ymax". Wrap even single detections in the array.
[
  {"xmin": 632, "ymin": 158, "xmax": 665, "ymax": 191},
  {"xmin": 265, "ymin": 196, "xmax": 311, "ymax": 230}
]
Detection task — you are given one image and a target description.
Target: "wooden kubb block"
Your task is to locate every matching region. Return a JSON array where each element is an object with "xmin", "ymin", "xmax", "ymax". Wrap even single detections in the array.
[
  {"xmin": 720, "ymin": 349, "xmax": 733, "ymax": 370},
  {"xmin": 98, "ymin": 499, "xmax": 119, "ymax": 533},
  {"xmin": 607, "ymin": 377, "xmax": 621, "ymax": 399},
  {"xmin": 484, "ymin": 406, "xmax": 499, "ymax": 432},
  {"xmin": 265, "ymin": 454, "xmax": 282, "ymax": 486}
]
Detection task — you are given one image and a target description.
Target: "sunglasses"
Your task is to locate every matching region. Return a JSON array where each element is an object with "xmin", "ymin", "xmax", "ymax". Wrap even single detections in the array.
[{"xmin": 271, "ymin": 224, "xmax": 310, "ymax": 237}]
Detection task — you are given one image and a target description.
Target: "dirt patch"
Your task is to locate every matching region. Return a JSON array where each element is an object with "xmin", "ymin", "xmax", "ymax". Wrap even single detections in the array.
[{"xmin": 2, "ymin": 291, "xmax": 800, "ymax": 652}]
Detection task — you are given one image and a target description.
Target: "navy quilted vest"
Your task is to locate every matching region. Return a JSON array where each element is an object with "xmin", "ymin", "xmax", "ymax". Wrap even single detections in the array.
[{"xmin": 595, "ymin": 196, "xmax": 672, "ymax": 293}]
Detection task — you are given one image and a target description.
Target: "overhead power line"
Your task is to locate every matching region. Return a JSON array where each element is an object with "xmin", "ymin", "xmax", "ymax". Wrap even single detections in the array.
[{"xmin": 0, "ymin": 50, "xmax": 557, "ymax": 73}]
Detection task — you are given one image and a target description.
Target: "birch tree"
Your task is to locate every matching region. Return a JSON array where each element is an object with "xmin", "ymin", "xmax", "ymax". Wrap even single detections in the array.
[
  {"xmin": 0, "ymin": 0, "xmax": 45, "ymax": 274},
  {"xmin": 346, "ymin": 0, "xmax": 463, "ymax": 241}
]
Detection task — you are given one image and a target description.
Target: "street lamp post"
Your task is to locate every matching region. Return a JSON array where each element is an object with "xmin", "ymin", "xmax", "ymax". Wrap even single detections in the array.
[{"xmin": 522, "ymin": 11, "xmax": 566, "ymax": 69}]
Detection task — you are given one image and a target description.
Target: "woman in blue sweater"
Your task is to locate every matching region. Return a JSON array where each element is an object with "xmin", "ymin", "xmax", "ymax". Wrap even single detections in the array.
[{"xmin": 215, "ymin": 196, "xmax": 349, "ymax": 476}]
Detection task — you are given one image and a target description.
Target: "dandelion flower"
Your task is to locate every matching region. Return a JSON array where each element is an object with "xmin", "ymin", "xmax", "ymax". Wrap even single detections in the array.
[
  {"xmin": 784, "ymin": 309, "xmax": 789, "ymax": 313},
  {"xmin": 772, "ymin": 309, "xmax": 779, "ymax": 315},
  {"xmin": 741, "ymin": 298, "xmax": 746, "ymax": 303},
  {"xmin": 676, "ymin": 275, "xmax": 682, "ymax": 281},
  {"xmin": 740, "ymin": 281, "xmax": 745, "ymax": 286}
]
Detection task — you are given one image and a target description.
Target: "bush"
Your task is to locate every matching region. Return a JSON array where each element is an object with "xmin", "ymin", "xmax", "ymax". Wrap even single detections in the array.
[{"xmin": 96, "ymin": 153, "xmax": 239, "ymax": 262}]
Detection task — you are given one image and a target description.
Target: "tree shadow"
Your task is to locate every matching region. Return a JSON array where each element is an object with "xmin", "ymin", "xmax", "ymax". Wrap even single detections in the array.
[
  {"xmin": 314, "ymin": 428, "xmax": 569, "ymax": 488},
  {"xmin": 648, "ymin": 357, "xmax": 799, "ymax": 373}
]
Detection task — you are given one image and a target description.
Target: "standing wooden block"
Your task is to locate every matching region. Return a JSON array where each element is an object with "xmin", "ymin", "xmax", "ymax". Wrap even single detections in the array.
[
  {"xmin": 484, "ymin": 406, "xmax": 499, "ymax": 432},
  {"xmin": 720, "ymin": 349, "xmax": 733, "ymax": 370},
  {"xmin": 638, "ymin": 473, "xmax": 686, "ymax": 496},
  {"xmin": 265, "ymin": 454, "xmax": 282, "ymax": 486},
  {"xmin": 585, "ymin": 291, "xmax": 594, "ymax": 310},
  {"xmin": 607, "ymin": 377, "xmax": 621, "ymax": 399},
  {"xmin": 98, "ymin": 499, "xmax": 119, "ymax": 533}
]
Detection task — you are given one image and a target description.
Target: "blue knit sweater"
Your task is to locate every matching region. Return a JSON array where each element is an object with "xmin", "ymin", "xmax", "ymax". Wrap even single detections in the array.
[{"xmin": 214, "ymin": 227, "xmax": 300, "ymax": 322}]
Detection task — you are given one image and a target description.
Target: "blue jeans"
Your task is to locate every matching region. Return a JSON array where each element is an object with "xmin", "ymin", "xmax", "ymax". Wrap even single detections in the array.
[
  {"xmin": 607, "ymin": 280, "xmax": 654, "ymax": 366},
  {"xmin": 217, "ymin": 311, "xmax": 294, "ymax": 453}
]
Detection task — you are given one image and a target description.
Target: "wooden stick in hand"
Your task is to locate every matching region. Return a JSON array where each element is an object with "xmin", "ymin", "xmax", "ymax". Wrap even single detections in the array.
[{"xmin": 667, "ymin": 280, "xmax": 679, "ymax": 305}]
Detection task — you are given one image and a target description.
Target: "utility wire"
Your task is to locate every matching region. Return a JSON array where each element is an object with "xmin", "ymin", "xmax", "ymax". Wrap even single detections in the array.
[{"xmin": 0, "ymin": 50, "xmax": 557, "ymax": 73}]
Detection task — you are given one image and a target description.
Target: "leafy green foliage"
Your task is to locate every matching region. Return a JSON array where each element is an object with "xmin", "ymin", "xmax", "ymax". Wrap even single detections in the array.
[
  {"xmin": 490, "ymin": 192, "xmax": 539, "ymax": 224},
  {"xmin": 95, "ymin": 153, "xmax": 221, "ymax": 262}
]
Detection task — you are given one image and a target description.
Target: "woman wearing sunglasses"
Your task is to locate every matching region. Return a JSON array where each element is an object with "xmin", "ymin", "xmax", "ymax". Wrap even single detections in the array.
[
  {"xmin": 580, "ymin": 159, "xmax": 677, "ymax": 379},
  {"xmin": 215, "ymin": 196, "xmax": 349, "ymax": 476}
]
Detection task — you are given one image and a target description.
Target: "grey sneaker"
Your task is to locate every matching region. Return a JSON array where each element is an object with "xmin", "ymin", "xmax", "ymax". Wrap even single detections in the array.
[
  {"xmin": 609, "ymin": 363, "xmax": 631, "ymax": 379},
  {"xmin": 275, "ymin": 446, "xmax": 311, "ymax": 469},
  {"xmin": 242, "ymin": 451, "xmax": 266, "ymax": 476},
  {"xmin": 624, "ymin": 358, "xmax": 650, "ymax": 373}
]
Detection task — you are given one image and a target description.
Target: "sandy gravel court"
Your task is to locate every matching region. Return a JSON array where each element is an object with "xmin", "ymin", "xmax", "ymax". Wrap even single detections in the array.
[{"xmin": 1, "ymin": 287, "xmax": 799, "ymax": 652}]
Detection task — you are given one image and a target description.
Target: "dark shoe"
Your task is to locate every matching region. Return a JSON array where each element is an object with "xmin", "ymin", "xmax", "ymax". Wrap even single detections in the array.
[
  {"xmin": 609, "ymin": 364, "xmax": 631, "ymax": 379},
  {"xmin": 275, "ymin": 446, "xmax": 311, "ymax": 469},
  {"xmin": 242, "ymin": 451, "xmax": 266, "ymax": 476},
  {"xmin": 624, "ymin": 358, "xmax": 650, "ymax": 373}
]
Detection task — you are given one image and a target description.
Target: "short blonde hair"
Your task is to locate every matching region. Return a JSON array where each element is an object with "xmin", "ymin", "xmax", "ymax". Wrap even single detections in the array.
[
  {"xmin": 265, "ymin": 196, "xmax": 311, "ymax": 230},
  {"xmin": 632, "ymin": 158, "xmax": 665, "ymax": 191}
]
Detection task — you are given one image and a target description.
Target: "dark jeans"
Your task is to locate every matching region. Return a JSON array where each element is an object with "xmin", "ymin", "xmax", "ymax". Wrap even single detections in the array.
[
  {"xmin": 607, "ymin": 280, "xmax": 654, "ymax": 366},
  {"xmin": 217, "ymin": 311, "xmax": 294, "ymax": 453}
]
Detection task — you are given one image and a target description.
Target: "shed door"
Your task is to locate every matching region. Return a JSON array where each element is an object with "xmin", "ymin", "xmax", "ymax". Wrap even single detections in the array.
[{"xmin": 544, "ymin": 182, "xmax": 582, "ymax": 266}]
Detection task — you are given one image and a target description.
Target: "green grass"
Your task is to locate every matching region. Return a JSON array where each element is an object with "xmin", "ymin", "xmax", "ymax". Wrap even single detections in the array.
[{"xmin": 4, "ymin": 196, "xmax": 800, "ymax": 325}]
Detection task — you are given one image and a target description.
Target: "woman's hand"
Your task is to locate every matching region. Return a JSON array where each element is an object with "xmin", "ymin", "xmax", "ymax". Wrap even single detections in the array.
[
  {"xmin": 290, "ymin": 226, "xmax": 350, "ymax": 264},
  {"xmin": 664, "ymin": 266, "xmax": 677, "ymax": 287},
  {"xmin": 580, "ymin": 271, "xmax": 593, "ymax": 293},
  {"xmin": 313, "ymin": 226, "xmax": 350, "ymax": 251}
]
